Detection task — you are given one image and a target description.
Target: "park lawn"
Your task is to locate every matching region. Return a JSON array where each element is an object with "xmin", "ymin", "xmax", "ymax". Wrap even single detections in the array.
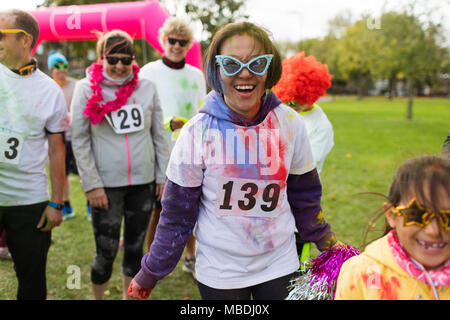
[{"xmin": 0, "ymin": 96, "xmax": 448, "ymax": 300}]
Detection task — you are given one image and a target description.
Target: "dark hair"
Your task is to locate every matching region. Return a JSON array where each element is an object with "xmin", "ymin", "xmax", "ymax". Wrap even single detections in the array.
[
  {"xmin": 8, "ymin": 9, "xmax": 39, "ymax": 50},
  {"xmin": 387, "ymin": 155, "xmax": 450, "ymax": 214},
  {"xmin": 363, "ymin": 155, "xmax": 450, "ymax": 246},
  {"xmin": 96, "ymin": 30, "xmax": 135, "ymax": 59},
  {"xmin": 204, "ymin": 22, "xmax": 282, "ymax": 94}
]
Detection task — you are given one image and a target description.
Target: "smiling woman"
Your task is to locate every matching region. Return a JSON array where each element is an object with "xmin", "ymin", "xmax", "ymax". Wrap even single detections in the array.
[
  {"xmin": 70, "ymin": 29, "xmax": 169, "ymax": 300},
  {"xmin": 215, "ymin": 35, "xmax": 271, "ymax": 119},
  {"xmin": 129, "ymin": 21, "xmax": 340, "ymax": 301}
]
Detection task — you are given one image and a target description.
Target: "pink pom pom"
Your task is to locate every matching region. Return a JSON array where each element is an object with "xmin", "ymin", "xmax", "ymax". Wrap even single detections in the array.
[{"xmin": 308, "ymin": 244, "xmax": 360, "ymax": 299}]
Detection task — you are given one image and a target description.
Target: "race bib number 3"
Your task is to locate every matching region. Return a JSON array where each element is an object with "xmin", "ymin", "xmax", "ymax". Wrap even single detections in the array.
[
  {"xmin": 0, "ymin": 132, "xmax": 24, "ymax": 165},
  {"xmin": 214, "ymin": 176, "xmax": 284, "ymax": 218},
  {"xmin": 106, "ymin": 104, "xmax": 144, "ymax": 134}
]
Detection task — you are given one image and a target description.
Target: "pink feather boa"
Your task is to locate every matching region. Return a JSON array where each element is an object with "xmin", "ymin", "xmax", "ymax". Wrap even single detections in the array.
[{"xmin": 83, "ymin": 61, "xmax": 140, "ymax": 125}]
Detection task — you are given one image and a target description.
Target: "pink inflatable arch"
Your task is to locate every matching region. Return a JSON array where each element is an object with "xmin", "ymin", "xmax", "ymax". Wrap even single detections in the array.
[{"xmin": 29, "ymin": 0, "xmax": 202, "ymax": 69}]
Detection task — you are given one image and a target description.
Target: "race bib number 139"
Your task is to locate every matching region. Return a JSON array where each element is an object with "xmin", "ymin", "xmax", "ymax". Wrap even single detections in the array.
[
  {"xmin": 0, "ymin": 132, "xmax": 24, "ymax": 165},
  {"xmin": 214, "ymin": 176, "xmax": 284, "ymax": 218}
]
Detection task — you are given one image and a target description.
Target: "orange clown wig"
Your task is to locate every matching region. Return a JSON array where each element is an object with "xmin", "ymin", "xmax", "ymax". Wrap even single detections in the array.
[{"xmin": 272, "ymin": 52, "xmax": 332, "ymax": 106}]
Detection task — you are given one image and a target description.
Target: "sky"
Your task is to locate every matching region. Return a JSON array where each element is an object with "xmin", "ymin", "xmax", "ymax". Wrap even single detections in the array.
[
  {"xmin": 244, "ymin": 0, "xmax": 449, "ymax": 42},
  {"xmin": 0, "ymin": 0, "xmax": 449, "ymax": 44}
]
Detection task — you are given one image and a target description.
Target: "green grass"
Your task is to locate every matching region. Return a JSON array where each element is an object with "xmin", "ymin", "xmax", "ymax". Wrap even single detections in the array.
[{"xmin": 0, "ymin": 96, "xmax": 449, "ymax": 300}]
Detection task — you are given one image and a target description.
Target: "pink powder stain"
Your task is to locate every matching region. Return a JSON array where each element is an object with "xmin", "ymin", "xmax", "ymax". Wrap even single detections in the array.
[
  {"xmin": 263, "ymin": 115, "xmax": 288, "ymax": 181},
  {"xmin": 219, "ymin": 112, "xmax": 290, "ymax": 183},
  {"xmin": 361, "ymin": 273, "xmax": 401, "ymax": 300}
]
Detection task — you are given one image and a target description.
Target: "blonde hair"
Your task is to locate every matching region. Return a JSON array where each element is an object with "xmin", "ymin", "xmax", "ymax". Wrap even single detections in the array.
[
  {"xmin": 158, "ymin": 17, "xmax": 194, "ymax": 48},
  {"xmin": 95, "ymin": 29, "xmax": 135, "ymax": 59}
]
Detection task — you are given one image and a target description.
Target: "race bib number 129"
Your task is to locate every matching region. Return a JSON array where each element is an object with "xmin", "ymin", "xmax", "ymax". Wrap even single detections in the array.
[
  {"xmin": 106, "ymin": 104, "xmax": 144, "ymax": 134},
  {"xmin": 214, "ymin": 176, "xmax": 284, "ymax": 218},
  {"xmin": 0, "ymin": 132, "xmax": 24, "ymax": 165}
]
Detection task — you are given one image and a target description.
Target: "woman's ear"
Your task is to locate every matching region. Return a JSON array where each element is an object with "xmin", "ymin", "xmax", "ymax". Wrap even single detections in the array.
[{"xmin": 383, "ymin": 202, "xmax": 396, "ymax": 229}]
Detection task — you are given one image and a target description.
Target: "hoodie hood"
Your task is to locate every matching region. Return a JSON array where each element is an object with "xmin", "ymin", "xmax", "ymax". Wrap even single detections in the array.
[
  {"xmin": 364, "ymin": 235, "xmax": 402, "ymax": 273},
  {"xmin": 199, "ymin": 90, "xmax": 281, "ymax": 127},
  {"xmin": 363, "ymin": 234, "xmax": 429, "ymax": 281}
]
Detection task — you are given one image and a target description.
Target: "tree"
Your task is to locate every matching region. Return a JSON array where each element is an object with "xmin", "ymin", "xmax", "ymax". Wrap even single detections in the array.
[
  {"xmin": 277, "ymin": 11, "xmax": 354, "ymax": 96},
  {"xmin": 335, "ymin": 17, "xmax": 379, "ymax": 100},
  {"xmin": 183, "ymin": 0, "xmax": 248, "ymax": 51},
  {"xmin": 372, "ymin": 11, "xmax": 445, "ymax": 119}
]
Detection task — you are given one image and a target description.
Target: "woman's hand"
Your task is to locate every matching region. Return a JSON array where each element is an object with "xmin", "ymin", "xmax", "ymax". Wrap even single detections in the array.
[
  {"xmin": 330, "ymin": 241, "xmax": 345, "ymax": 250},
  {"xmin": 170, "ymin": 118, "xmax": 185, "ymax": 131},
  {"xmin": 86, "ymin": 188, "xmax": 109, "ymax": 210},
  {"xmin": 128, "ymin": 278, "xmax": 151, "ymax": 300}
]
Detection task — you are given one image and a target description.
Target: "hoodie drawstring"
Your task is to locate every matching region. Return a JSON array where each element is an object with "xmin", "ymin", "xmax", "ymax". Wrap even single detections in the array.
[{"xmin": 410, "ymin": 257, "xmax": 440, "ymax": 300}]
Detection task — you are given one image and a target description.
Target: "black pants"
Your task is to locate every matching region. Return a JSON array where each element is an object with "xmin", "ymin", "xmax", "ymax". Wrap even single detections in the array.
[
  {"xmin": 65, "ymin": 140, "xmax": 78, "ymax": 176},
  {"xmin": 197, "ymin": 272, "xmax": 296, "ymax": 300},
  {"xmin": 90, "ymin": 183, "xmax": 154, "ymax": 284},
  {"xmin": 0, "ymin": 202, "xmax": 50, "ymax": 300}
]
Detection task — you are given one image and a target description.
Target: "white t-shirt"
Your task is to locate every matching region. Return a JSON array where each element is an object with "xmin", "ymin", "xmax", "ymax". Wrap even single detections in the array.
[
  {"xmin": 166, "ymin": 104, "xmax": 315, "ymax": 289},
  {"xmin": 0, "ymin": 63, "xmax": 68, "ymax": 206},
  {"xmin": 139, "ymin": 60, "xmax": 206, "ymax": 150},
  {"xmin": 299, "ymin": 105, "xmax": 334, "ymax": 174}
]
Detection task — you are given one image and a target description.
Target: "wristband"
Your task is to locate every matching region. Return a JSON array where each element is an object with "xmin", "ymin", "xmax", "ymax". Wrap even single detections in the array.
[{"xmin": 48, "ymin": 201, "xmax": 64, "ymax": 211}]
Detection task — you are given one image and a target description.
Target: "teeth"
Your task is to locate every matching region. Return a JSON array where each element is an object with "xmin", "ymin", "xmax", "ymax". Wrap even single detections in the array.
[
  {"xmin": 235, "ymin": 85, "xmax": 255, "ymax": 90},
  {"xmin": 417, "ymin": 240, "xmax": 446, "ymax": 249}
]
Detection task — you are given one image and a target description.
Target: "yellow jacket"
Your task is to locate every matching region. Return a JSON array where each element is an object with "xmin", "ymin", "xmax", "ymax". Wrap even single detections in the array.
[{"xmin": 335, "ymin": 235, "xmax": 449, "ymax": 300}]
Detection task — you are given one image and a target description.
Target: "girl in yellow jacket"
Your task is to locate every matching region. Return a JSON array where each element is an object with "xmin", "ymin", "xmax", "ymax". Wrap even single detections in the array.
[{"xmin": 336, "ymin": 155, "xmax": 450, "ymax": 300}]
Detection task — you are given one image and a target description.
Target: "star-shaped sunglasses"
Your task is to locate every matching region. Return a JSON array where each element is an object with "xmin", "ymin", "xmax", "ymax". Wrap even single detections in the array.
[{"xmin": 393, "ymin": 198, "xmax": 450, "ymax": 231}]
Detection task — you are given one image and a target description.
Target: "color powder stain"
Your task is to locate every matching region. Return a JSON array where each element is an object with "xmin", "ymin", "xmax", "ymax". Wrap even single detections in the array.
[
  {"xmin": 243, "ymin": 218, "xmax": 275, "ymax": 252},
  {"xmin": 264, "ymin": 116, "xmax": 288, "ymax": 181},
  {"xmin": 285, "ymin": 112, "xmax": 294, "ymax": 119},
  {"xmin": 362, "ymin": 273, "xmax": 401, "ymax": 300},
  {"xmin": 180, "ymin": 77, "xmax": 189, "ymax": 90}
]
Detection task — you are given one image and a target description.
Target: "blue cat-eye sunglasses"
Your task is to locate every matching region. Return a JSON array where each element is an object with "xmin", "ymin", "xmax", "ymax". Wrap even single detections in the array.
[{"xmin": 215, "ymin": 54, "xmax": 274, "ymax": 77}]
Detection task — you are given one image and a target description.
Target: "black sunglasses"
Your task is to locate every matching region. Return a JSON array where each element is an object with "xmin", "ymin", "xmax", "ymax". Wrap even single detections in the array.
[
  {"xmin": 103, "ymin": 55, "xmax": 134, "ymax": 65},
  {"xmin": 166, "ymin": 37, "xmax": 188, "ymax": 47}
]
